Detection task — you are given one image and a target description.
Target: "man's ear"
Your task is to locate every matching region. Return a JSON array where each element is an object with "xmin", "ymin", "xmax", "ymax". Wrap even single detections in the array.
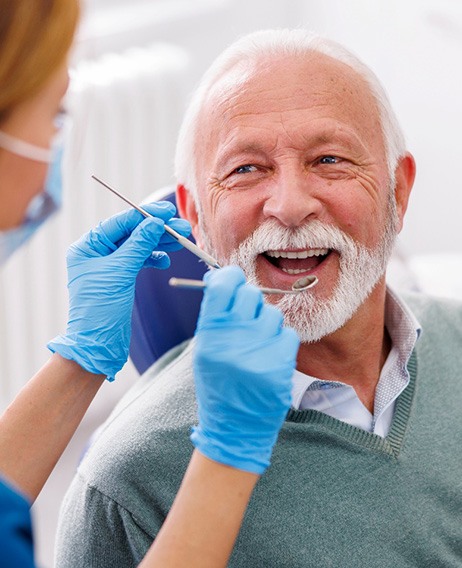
[
  {"xmin": 176, "ymin": 183, "xmax": 199, "ymax": 238},
  {"xmin": 393, "ymin": 153, "xmax": 416, "ymax": 233}
]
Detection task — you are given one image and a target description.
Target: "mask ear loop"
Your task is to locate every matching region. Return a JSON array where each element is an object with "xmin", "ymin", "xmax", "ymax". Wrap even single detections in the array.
[{"xmin": 0, "ymin": 130, "xmax": 53, "ymax": 163}]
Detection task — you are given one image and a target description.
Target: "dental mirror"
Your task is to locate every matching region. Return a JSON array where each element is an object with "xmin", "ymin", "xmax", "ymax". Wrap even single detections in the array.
[{"xmin": 169, "ymin": 274, "xmax": 318, "ymax": 295}]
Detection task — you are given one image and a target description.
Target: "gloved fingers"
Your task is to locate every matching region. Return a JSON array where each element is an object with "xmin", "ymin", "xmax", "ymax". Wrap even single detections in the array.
[
  {"xmin": 283, "ymin": 327, "xmax": 301, "ymax": 359},
  {"xmin": 67, "ymin": 228, "xmax": 116, "ymax": 263},
  {"xmin": 155, "ymin": 218, "xmax": 192, "ymax": 251},
  {"xmin": 230, "ymin": 284, "xmax": 264, "ymax": 321},
  {"xmin": 199, "ymin": 266, "xmax": 247, "ymax": 317},
  {"xmin": 262, "ymin": 327, "xmax": 300, "ymax": 370},
  {"xmin": 112, "ymin": 217, "xmax": 168, "ymax": 270},
  {"xmin": 99, "ymin": 201, "xmax": 176, "ymax": 248},
  {"xmin": 142, "ymin": 201, "xmax": 177, "ymax": 219},
  {"xmin": 143, "ymin": 251, "xmax": 171, "ymax": 270},
  {"xmin": 68, "ymin": 208, "xmax": 164, "ymax": 259},
  {"xmin": 256, "ymin": 304, "xmax": 285, "ymax": 338},
  {"xmin": 202, "ymin": 270, "xmax": 213, "ymax": 283}
]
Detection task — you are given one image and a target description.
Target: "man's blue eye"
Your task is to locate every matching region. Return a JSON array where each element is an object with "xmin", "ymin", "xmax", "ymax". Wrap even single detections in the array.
[
  {"xmin": 319, "ymin": 156, "xmax": 338, "ymax": 164},
  {"xmin": 234, "ymin": 165, "xmax": 256, "ymax": 174}
]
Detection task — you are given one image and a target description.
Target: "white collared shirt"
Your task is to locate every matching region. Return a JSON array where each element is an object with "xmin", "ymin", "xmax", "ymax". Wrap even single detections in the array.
[{"xmin": 291, "ymin": 287, "xmax": 421, "ymax": 438}]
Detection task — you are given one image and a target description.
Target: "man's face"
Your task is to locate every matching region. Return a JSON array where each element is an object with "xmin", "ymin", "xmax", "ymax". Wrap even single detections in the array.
[{"xmin": 185, "ymin": 54, "xmax": 400, "ymax": 340}]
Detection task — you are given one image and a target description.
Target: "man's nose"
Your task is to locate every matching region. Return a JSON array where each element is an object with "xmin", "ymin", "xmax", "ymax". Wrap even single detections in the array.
[{"xmin": 262, "ymin": 170, "xmax": 322, "ymax": 227}]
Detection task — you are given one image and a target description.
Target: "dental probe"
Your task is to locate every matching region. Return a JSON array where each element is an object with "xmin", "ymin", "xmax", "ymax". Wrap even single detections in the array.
[
  {"xmin": 92, "ymin": 175, "xmax": 221, "ymax": 270},
  {"xmin": 169, "ymin": 275, "xmax": 318, "ymax": 295}
]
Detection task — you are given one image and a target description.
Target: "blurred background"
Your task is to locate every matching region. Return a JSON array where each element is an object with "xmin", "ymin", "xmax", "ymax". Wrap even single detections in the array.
[{"xmin": 0, "ymin": 0, "xmax": 461, "ymax": 565}]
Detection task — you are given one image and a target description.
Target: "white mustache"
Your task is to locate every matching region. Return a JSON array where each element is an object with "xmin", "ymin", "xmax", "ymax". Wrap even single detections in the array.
[{"xmin": 230, "ymin": 219, "xmax": 358, "ymax": 260}]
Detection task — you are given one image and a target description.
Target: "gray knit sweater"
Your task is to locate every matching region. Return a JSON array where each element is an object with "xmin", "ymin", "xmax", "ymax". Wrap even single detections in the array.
[{"xmin": 55, "ymin": 293, "xmax": 462, "ymax": 567}]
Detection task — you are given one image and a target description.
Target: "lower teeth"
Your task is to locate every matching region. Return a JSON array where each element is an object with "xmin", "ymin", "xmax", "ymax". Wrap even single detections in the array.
[{"xmin": 281, "ymin": 268, "xmax": 311, "ymax": 275}]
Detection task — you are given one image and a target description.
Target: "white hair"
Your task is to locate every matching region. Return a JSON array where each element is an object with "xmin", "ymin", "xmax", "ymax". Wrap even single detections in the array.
[{"xmin": 174, "ymin": 28, "xmax": 406, "ymax": 196}]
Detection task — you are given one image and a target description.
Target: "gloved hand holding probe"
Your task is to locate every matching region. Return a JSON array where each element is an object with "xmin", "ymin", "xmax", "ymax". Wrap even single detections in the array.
[
  {"xmin": 191, "ymin": 266, "xmax": 300, "ymax": 474},
  {"xmin": 48, "ymin": 202, "xmax": 191, "ymax": 381}
]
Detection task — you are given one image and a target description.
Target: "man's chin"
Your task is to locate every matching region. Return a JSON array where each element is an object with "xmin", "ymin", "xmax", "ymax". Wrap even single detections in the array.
[
  {"xmin": 276, "ymin": 281, "xmax": 368, "ymax": 344},
  {"xmin": 278, "ymin": 299, "xmax": 336, "ymax": 344}
]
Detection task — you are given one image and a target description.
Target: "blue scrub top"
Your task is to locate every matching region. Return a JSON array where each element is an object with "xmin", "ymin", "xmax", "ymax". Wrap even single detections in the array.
[{"xmin": 0, "ymin": 477, "xmax": 34, "ymax": 567}]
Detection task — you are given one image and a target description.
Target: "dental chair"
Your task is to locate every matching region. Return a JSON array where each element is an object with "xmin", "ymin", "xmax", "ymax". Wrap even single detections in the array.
[{"xmin": 129, "ymin": 187, "xmax": 206, "ymax": 374}]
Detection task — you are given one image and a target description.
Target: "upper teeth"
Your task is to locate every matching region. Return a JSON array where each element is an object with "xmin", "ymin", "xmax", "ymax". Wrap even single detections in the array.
[{"xmin": 266, "ymin": 248, "xmax": 329, "ymax": 259}]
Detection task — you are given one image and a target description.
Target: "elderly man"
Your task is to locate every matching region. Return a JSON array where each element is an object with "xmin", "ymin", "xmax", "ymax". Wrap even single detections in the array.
[{"xmin": 56, "ymin": 30, "xmax": 462, "ymax": 567}]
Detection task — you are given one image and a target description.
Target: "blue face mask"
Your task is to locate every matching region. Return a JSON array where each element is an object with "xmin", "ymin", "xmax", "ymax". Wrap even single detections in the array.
[{"xmin": 0, "ymin": 132, "xmax": 64, "ymax": 265}]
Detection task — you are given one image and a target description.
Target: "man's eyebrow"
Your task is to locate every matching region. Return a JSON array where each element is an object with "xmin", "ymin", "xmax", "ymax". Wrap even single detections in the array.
[
  {"xmin": 215, "ymin": 143, "xmax": 268, "ymax": 169},
  {"xmin": 302, "ymin": 127, "xmax": 365, "ymax": 149},
  {"xmin": 215, "ymin": 127, "xmax": 368, "ymax": 170}
]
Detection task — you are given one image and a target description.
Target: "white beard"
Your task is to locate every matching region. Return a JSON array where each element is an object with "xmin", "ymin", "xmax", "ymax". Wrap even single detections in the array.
[{"xmin": 197, "ymin": 195, "xmax": 398, "ymax": 343}]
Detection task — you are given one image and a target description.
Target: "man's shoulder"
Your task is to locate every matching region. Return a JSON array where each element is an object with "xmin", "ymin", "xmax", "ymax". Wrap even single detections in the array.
[
  {"xmin": 116, "ymin": 338, "xmax": 196, "ymax": 411},
  {"xmin": 403, "ymin": 293, "xmax": 462, "ymax": 365},
  {"xmin": 403, "ymin": 291, "xmax": 462, "ymax": 331},
  {"xmin": 102, "ymin": 337, "xmax": 196, "ymax": 435}
]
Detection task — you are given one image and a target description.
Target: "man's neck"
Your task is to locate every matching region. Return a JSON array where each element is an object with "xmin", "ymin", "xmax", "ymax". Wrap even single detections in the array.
[{"xmin": 296, "ymin": 283, "xmax": 391, "ymax": 413}]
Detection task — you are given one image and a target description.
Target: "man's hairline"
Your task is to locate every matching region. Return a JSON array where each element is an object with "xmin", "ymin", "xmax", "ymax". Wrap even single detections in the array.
[{"xmin": 176, "ymin": 34, "xmax": 405, "ymax": 203}]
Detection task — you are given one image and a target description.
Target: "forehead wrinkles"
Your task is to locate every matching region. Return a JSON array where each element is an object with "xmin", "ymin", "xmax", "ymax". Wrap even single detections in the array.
[{"xmin": 211, "ymin": 54, "xmax": 379, "ymax": 116}]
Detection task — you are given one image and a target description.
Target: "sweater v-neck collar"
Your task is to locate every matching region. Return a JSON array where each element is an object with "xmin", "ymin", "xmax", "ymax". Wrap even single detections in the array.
[{"xmin": 285, "ymin": 351, "xmax": 418, "ymax": 458}]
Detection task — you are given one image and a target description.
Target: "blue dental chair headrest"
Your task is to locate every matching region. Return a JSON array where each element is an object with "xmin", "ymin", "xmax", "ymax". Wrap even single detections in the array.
[{"xmin": 129, "ymin": 188, "xmax": 206, "ymax": 375}]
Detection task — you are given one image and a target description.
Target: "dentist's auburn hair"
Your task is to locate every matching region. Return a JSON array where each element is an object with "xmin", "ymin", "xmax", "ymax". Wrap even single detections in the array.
[
  {"xmin": 174, "ymin": 28, "xmax": 406, "ymax": 197},
  {"xmin": 0, "ymin": 0, "xmax": 80, "ymax": 123}
]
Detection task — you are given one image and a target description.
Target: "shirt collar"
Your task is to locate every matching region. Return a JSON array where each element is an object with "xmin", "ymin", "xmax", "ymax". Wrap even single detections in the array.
[
  {"xmin": 291, "ymin": 286, "xmax": 422, "ymax": 409},
  {"xmin": 384, "ymin": 284, "xmax": 422, "ymax": 355}
]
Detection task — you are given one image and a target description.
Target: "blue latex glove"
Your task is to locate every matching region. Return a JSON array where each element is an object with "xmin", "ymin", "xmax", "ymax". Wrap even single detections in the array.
[
  {"xmin": 191, "ymin": 266, "xmax": 300, "ymax": 475},
  {"xmin": 48, "ymin": 202, "xmax": 191, "ymax": 381}
]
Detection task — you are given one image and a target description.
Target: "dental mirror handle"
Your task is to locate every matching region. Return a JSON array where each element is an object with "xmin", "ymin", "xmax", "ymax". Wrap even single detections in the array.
[{"xmin": 169, "ymin": 275, "xmax": 317, "ymax": 295}]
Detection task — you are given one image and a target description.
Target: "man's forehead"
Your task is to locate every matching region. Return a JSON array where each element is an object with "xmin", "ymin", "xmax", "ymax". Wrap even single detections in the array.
[
  {"xmin": 196, "ymin": 52, "xmax": 381, "ymax": 156},
  {"xmin": 204, "ymin": 52, "xmax": 373, "ymax": 116}
]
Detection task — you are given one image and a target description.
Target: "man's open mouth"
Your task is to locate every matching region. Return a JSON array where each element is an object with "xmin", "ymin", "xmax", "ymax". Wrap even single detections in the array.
[{"xmin": 261, "ymin": 248, "xmax": 331, "ymax": 274}]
